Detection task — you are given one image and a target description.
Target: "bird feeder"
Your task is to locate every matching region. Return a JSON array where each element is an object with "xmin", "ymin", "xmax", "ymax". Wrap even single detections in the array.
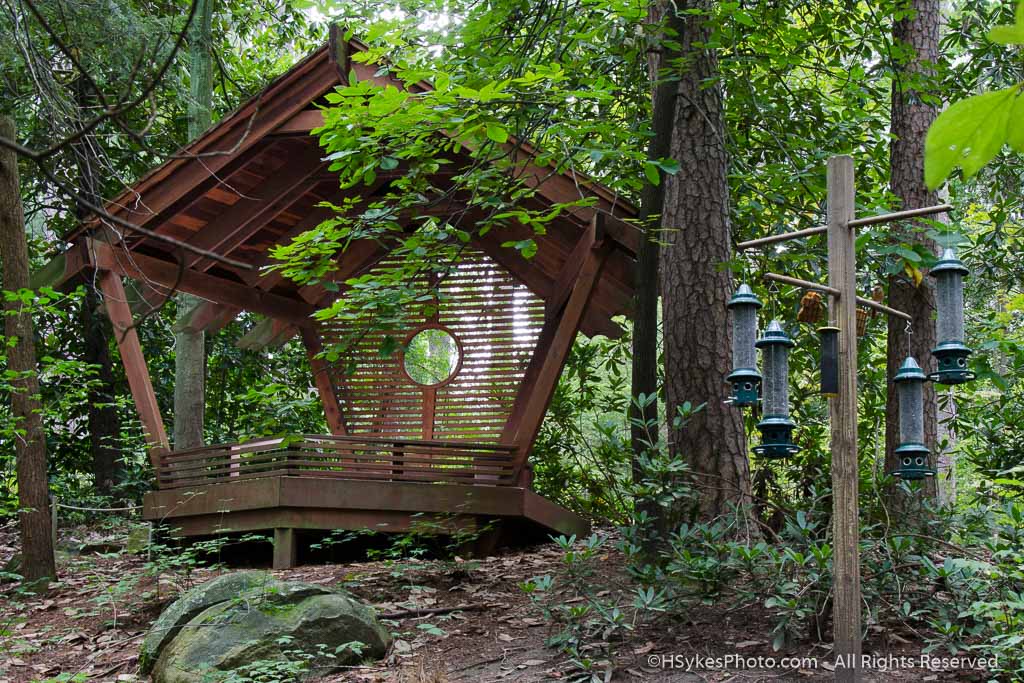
[
  {"xmin": 818, "ymin": 326, "xmax": 839, "ymax": 397},
  {"xmin": 753, "ymin": 320, "xmax": 800, "ymax": 458},
  {"xmin": 929, "ymin": 247, "xmax": 974, "ymax": 385},
  {"xmin": 727, "ymin": 284, "xmax": 762, "ymax": 407},
  {"xmin": 893, "ymin": 356, "xmax": 935, "ymax": 480}
]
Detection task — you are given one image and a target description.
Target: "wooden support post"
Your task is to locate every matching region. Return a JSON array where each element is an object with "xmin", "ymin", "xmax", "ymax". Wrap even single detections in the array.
[
  {"xmin": 506, "ymin": 233, "xmax": 611, "ymax": 481},
  {"xmin": 546, "ymin": 218, "xmax": 598, "ymax": 319},
  {"xmin": 88, "ymin": 240, "xmax": 317, "ymax": 327},
  {"xmin": 98, "ymin": 270, "xmax": 170, "ymax": 466},
  {"xmin": 827, "ymin": 155, "xmax": 861, "ymax": 681},
  {"xmin": 272, "ymin": 527, "xmax": 297, "ymax": 569},
  {"xmin": 300, "ymin": 327, "xmax": 347, "ymax": 436}
]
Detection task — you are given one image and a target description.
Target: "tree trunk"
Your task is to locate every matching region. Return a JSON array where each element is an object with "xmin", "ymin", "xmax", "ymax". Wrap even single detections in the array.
[
  {"xmin": 80, "ymin": 287, "xmax": 122, "ymax": 492},
  {"xmin": 659, "ymin": 0, "xmax": 751, "ymax": 522},
  {"xmin": 73, "ymin": 78, "xmax": 122, "ymax": 494},
  {"xmin": 631, "ymin": 1, "xmax": 685, "ymax": 533},
  {"xmin": 173, "ymin": 0, "xmax": 214, "ymax": 449},
  {"xmin": 0, "ymin": 115, "xmax": 56, "ymax": 583},
  {"xmin": 887, "ymin": 0, "xmax": 940, "ymax": 500}
]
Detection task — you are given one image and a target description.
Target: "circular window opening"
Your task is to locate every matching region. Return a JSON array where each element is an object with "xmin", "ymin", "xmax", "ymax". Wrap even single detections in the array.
[{"xmin": 403, "ymin": 327, "xmax": 461, "ymax": 387}]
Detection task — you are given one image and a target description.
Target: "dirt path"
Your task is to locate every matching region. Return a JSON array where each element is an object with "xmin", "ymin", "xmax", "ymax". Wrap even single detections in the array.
[{"xmin": 0, "ymin": 522, "xmax": 981, "ymax": 682}]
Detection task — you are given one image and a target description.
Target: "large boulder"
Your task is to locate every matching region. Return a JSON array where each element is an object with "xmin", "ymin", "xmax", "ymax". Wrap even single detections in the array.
[
  {"xmin": 142, "ymin": 572, "xmax": 391, "ymax": 683},
  {"xmin": 140, "ymin": 571, "xmax": 276, "ymax": 673}
]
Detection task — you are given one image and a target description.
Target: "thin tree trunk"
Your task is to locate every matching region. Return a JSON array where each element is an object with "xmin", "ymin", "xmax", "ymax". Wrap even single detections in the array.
[
  {"xmin": 631, "ymin": 1, "xmax": 685, "ymax": 533},
  {"xmin": 659, "ymin": 0, "xmax": 751, "ymax": 522},
  {"xmin": 80, "ymin": 288, "xmax": 122, "ymax": 492},
  {"xmin": 173, "ymin": 0, "xmax": 214, "ymax": 449},
  {"xmin": 0, "ymin": 115, "xmax": 56, "ymax": 583},
  {"xmin": 887, "ymin": 0, "xmax": 940, "ymax": 501},
  {"xmin": 73, "ymin": 78, "xmax": 122, "ymax": 493}
]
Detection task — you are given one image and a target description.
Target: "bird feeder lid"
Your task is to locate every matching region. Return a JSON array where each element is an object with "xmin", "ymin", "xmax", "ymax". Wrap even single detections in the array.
[
  {"xmin": 728, "ymin": 283, "xmax": 763, "ymax": 309},
  {"xmin": 930, "ymin": 248, "xmax": 969, "ymax": 277},
  {"xmin": 755, "ymin": 320, "xmax": 794, "ymax": 348},
  {"xmin": 894, "ymin": 356, "xmax": 927, "ymax": 383}
]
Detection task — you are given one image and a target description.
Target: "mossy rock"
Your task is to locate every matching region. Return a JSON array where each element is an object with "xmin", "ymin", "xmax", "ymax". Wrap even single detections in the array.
[
  {"xmin": 139, "ymin": 571, "xmax": 281, "ymax": 673},
  {"xmin": 1, "ymin": 553, "xmax": 21, "ymax": 582},
  {"xmin": 149, "ymin": 582, "xmax": 390, "ymax": 683},
  {"xmin": 140, "ymin": 573, "xmax": 387, "ymax": 679}
]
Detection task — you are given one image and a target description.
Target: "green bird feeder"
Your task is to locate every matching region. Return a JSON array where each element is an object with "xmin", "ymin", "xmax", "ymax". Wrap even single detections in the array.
[
  {"xmin": 727, "ymin": 284, "xmax": 763, "ymax": 407},
  {"xmin": 753, "ymin": 320, "xmax": 800, "ymax": 458},
  {"xmin": 893, "ymin": 357, "xmax": 935, "ymax": 480},
  {"xmin": 929, "ymin": 247, "xmax": 974, "ymax": 385}
]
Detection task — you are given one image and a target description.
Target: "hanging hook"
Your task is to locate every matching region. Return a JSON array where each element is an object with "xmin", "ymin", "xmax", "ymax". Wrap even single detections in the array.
[
  {"xmin": 767, "ymin": 279, "xmax": 780, "ymax": 319},
  {"xmin": 904, "ymin": 318, "xmax": 913, "ymax": 336}
]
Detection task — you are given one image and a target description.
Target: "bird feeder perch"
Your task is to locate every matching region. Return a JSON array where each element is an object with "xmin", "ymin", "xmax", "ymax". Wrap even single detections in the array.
[
  {"xmin": 929, "ymin": 247, "xmax": 974, "ymax": 385},
  {"xmin": 753, "ymin": 320, "xmax": 799, "ymax": 458},
  {"xmin": 893, "ymin": 356, "xmax": 934, "ymax": 480},
  {"xmin": 727, "ymin": 283, "xmax": 762, "ymax": 407}
]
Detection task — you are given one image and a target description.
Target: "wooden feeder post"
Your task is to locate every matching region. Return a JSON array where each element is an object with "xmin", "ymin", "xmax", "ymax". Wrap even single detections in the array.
[
  {"xmin": 738, "ymin": 154, "xmax": 951, "ymax": 682},
  {"xmin": 827, "ymin": 155, "xmax": 861, "ymax": 681}
]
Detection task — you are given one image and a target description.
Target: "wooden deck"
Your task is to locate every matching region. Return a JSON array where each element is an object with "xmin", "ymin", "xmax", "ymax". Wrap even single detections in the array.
[{"xmin": 142, "ymin": 437, "xmax": 589, "ymax": 567}]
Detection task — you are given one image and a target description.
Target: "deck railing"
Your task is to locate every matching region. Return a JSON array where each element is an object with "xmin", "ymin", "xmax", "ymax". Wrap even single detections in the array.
[{"xmin": 156, "ymin": 434, "xmax": 520, "ymax": 490}]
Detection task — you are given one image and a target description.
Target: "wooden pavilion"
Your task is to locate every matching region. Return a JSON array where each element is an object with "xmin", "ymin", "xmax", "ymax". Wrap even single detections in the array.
[{"xmin": 41, "ymin": 29, "xmax": 638, "ymax": 567}]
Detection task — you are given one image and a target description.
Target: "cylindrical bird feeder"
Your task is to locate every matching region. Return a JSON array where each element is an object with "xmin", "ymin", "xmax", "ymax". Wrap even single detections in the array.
[
  {"xmin": 929, "ymin": 247, "xmax": 974, "ymax": 385},
  {"xmin": 753, "ymin": 320, "xmax": 800, "ymax": 458},
  {"xmin": 893, "ymin": 356, "xmax": 934, "ymax": 480},
  {"xmin": 726, "ymin": 283, "xmax": 762, "ymax": 407},
  {"xmin": 818, "ymin": 326, "xmax": 839, "ymax": 397}
]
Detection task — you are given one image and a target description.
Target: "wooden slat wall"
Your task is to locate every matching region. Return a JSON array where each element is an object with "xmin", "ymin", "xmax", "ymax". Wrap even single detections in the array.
[{"xmin": 321, "ymin": 247, "xmax": 543, "ymax": 443}]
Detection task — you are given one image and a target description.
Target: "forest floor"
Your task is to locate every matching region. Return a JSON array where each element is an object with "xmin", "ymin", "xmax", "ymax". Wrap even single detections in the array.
[{"xmin": 0, "ymin": 519, "xmax": 987, "ymax": 683}]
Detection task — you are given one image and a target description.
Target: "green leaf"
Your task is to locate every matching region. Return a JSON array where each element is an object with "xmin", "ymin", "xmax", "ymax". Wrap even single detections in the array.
[
  {"xmin": 988, "ymin": 25, "xmax": 1024, "ymax": 44},
  {"xmin": 486, "ymin": 124, "xmax": 508, "ymax": 144},
  {"xmin": 1008, "ymin": 93, "xmax": 1024, "ymax": 153},
  {"xmin": 380, "ymin": 156, "xmax": 399, "ymax": 171},
  {"xmin": 894, "ymin": 247, "xmax": 921, "ymax": 263},
  {"xmin": 988, "ymin": 2, "xmax": 1024, "ymax": 44},
  {"xmin": 924, "ymin": 86, "xmax": 1019, "ymax": 189},
  {"xmin": 643, "ymin": 161, "xmax": 660, "ymax": 186},
  {"xmin": 654, "ymin": 158, "xmax": 680, "ymax": 175}
]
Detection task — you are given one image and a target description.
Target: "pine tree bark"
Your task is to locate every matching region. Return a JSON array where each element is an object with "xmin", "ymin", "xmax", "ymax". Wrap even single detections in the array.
[
  {"xmin": 659, "ymin": 0, "xmax": 751, "ymax": 521},
  {"xmin": 173, "ymin": 0, "xmax": 214, "ymax": 449},
  {"xmin": 73, "ymin": 78, "xmax": 122, "ymax": 493},
  {"xmin": 887, "ymin": 0, "xmax": 940, "ymax": 500},
  {"xmin": 0, "ymin": 115, "xmax": 56, "ymax": 583}
]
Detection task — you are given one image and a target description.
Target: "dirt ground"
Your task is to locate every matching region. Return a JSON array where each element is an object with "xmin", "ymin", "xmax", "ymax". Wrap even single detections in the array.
[{"xmin": 0, "ymin": 519, "xmax": 992, "ymax": 683}]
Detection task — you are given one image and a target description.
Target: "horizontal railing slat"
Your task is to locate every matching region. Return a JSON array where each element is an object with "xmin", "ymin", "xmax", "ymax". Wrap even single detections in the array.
[
  {"xmin": 155, "ymin": 434, "xmax": 521, "ymax": 489},
  {"xmin": 158, "ymin": 456, "xmax": 515, "ymax": 480},
  {"xmin": 160, "ymin": 467, "xmax": 514, "ymax": 489}
]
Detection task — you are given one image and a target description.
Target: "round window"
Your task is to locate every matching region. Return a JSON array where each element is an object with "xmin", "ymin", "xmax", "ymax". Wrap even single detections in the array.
[{"xmin": 403, "ymin": 327, "xmax": 461, "ymax": 387}]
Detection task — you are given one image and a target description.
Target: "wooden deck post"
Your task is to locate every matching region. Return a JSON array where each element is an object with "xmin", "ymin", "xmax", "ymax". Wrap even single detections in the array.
[
  {"xmin": 273, "ymin": 527, "xmax": 297, "ymax": 569},
  {"xmin": 98, "ymin": 270, "xmax": 169, "ymax": 467},
  {"xmin": 505, "ymin": 222, "xmax": 611, "ymax": 482},
  {"xmin": 827, "ymin": 155, "xmax": 862, "ymax": 681},
  {"xmin": 300, "ymin": 327, "xmax": 347, "ymax": 436}
]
